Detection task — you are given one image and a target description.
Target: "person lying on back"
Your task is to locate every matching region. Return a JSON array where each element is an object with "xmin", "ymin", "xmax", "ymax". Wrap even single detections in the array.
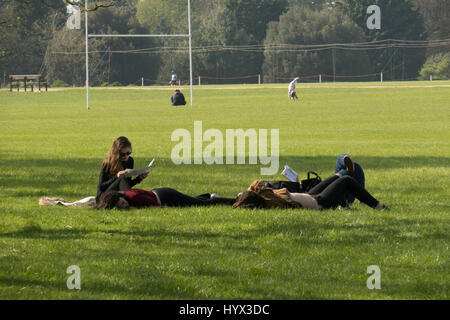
[
  {"xmin": 96, "ymin": 188, "xmax": 236, "ymax": 209},
  {"xmin": 233, "ymin": 174, "xmax": 389, "ymax": 211}
]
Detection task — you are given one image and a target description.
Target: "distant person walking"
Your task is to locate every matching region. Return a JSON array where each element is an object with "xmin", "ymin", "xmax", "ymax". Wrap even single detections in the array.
[
  {"xmin": 171, "ymin": 89, "xmax": 186, "ymax": 106},
  {"xmin": 288, "ymin": 77, "xmax": 300, "ymax": 100},
  {"xmin": 170, "ymin": 71, "xmax": 177, "ymax": 86}
]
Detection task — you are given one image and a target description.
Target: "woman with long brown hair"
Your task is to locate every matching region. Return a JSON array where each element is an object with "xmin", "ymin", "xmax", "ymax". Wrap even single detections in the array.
[
  {"xmin": 233, "ymin": 175, "xmax": 390, "ymax": 211},
  {"xmin": 95, "ymin": 188, "xmax": 236, "ymax": 210},
  {"xmin": 96, "ymin": 136, "xmax": 148, "ymax": 202}
]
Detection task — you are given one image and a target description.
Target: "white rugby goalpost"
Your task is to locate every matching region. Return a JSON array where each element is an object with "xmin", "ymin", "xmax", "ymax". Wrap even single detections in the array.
[{"xmin": 84, "ymin": 0, "xmax": 194, "ymax": 110}]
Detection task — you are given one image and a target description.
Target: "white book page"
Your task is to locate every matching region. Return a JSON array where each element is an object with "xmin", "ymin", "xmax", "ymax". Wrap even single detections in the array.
[
  {"xmin": 281, "ymin": 165, "xmax": 299, "ymax": 182},
  {"xmin": 123, "ymin": 158, "xmax": 155, "ymax": 178}
]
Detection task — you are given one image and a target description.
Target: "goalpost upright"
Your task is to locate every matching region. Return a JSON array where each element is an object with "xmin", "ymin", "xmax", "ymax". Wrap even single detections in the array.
[
  {"xmin": 85, "ymin": 1, "xmax": 89, "ymax": 110},
  {"xmin": 84, "ymin": 0, "xmax": 194, "ymax": 110}
]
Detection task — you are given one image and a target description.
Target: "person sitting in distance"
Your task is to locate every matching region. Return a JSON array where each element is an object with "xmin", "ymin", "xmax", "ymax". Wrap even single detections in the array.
[{"xmin": 171, "ymin": 89, "xmax": 186, "ymax": 106}]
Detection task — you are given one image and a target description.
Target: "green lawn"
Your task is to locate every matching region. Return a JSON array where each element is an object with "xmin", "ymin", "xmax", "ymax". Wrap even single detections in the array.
[{"xmin": 0, "ymin": 81, "xmax": 449, "ymax": 299}]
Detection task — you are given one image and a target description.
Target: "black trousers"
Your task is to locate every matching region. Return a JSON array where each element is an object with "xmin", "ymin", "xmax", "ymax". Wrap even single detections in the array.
[
  {"xmin": 307, "ymin": 175, "xmax": 379, "ymax": 209},
  {"xmin": 152, "ymin": 188, "xmax": 236, "ymax": 207}
]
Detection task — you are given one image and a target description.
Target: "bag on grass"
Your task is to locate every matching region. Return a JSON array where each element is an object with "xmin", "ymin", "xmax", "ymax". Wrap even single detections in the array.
[
  {"xmin": 300, "ymin": 171, "xmax": 322, "ymax": 192},
  {"xmin": 260, "ymin": 181, "xmax": 301, "ymax": 193},
  {"xmin": 261, "ymin": 171, "xmax": 322, "ymax": 193}
]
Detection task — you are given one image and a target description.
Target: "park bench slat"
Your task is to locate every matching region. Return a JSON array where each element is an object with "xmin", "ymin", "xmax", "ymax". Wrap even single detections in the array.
[{"xmin": 9, "ymin": 74, "xmax": 48, "ymax": 92}]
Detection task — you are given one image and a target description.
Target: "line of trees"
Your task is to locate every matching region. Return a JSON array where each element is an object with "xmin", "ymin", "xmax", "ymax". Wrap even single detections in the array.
[{"xmin": 0, "ymin": 0, "xmax": 448, "ymax": 86}]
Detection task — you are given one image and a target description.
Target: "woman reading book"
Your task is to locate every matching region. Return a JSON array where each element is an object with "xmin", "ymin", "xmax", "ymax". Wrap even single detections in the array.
[{"xmin": 96, "ymin": 136, "xmax": 148, "ymax": 203}]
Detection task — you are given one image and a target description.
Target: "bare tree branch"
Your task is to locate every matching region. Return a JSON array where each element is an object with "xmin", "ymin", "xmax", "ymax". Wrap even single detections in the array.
[
  {"xmin": 36, "ymin": 0, "xmax": 64, "ymax": 9},
  {"xmin": 65, "ymin": 0, "xmax": 116, "ymax": 12},
  {"xmin": 0, "ymin": 0, "xmax": 115, "ymax": 11}
]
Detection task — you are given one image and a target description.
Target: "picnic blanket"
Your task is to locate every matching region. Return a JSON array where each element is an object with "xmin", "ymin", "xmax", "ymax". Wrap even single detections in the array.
[{"xmin": 39, "ymin": 196, "xmax": 96, "ymax": 207}]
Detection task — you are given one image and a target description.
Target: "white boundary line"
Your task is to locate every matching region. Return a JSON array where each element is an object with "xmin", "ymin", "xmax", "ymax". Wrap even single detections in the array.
[{"xmin": 85, "ymin": 0, "xmax": 194, "ymax": 110}]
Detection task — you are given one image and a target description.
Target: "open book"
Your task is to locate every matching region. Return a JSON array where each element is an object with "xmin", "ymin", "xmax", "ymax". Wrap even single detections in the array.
[
  {"xmin": 281, "ymin": 165, "xmax": 299, "ymax": 182},
  {"xmin": 123, "ymin": 158, "xmax": 155, "ymax": 178}
]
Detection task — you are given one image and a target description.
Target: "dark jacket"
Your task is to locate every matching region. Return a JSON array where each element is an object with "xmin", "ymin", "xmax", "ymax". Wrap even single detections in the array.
[
  {"xmin": 171, "ymin": 92, "xmax": 186, "ymax": 106},
  {"xmin": 96, "ymin": 156, "xmax": 142, "ymax": 201}
]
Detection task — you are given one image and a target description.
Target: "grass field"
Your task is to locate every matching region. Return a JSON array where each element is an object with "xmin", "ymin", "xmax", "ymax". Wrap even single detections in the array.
[{"xmin": 0, "ymin": 81, "xmax": 449, "ymax": 299}]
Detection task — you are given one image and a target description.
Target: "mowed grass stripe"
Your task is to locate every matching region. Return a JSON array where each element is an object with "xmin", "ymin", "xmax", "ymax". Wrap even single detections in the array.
[{"xmin": 0, "ymin": 82, "xmax": 448, "ymax": 299}]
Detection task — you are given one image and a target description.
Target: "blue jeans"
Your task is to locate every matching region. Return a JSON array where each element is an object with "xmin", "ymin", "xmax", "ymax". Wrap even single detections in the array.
[{"xmin": 334, "ymin": 154, "xmax": 365, "ymax": 204}]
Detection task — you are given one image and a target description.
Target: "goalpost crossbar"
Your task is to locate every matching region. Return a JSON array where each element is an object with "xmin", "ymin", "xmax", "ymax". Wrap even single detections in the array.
[
  {"xmin": 88, "ymin": 34, "xmax": 191, "ymax": 38},
  {"xmin": 84, "ymin": 0, "xmax": 194, "ymax": 110}
]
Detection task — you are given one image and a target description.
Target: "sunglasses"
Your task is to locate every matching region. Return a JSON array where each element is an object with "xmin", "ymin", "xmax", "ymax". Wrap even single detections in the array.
[{"xmin": 120, "ymin": 151, "xmax": 132, "ymax": 157}]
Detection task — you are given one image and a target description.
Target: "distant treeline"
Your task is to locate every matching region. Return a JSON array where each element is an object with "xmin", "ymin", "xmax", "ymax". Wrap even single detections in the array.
[{"xmin": 0, "ymin": 0, "xmax": 448, "ymax": 86}]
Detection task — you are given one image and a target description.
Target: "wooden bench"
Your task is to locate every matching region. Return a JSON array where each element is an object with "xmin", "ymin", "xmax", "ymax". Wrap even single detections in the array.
[{"xmin": 9, "ymin": 75, "xmax": 48, "ymax": 92}]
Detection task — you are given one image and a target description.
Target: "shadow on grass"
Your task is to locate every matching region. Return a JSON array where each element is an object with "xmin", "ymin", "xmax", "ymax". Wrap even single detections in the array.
[
  {"xmin": 2, "ymin": 155, "xmax": 449, "ymax": 171},
  {"xmin": 252, "ymin": 217, "xmax": 448, "ymax": 245},
  {"xmin": 0, "ymin": 226, "xmax": 253, "ymax": 242},
  {"xmin": 2, "ymin": 155, "xmax": 449, "ymax": 198},
  {"xmin": 0, "ymin": 214, "xmax": 446, "ymax": 299},
  {"xmin": 1, "ymin": 214, "xmax": 446, "ymax": 245},
  {"xmin": 0, "ymin": 272, "xmax": 206, "ymax": 299}
]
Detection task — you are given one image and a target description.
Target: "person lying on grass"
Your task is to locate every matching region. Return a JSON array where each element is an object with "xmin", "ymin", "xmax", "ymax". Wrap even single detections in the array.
[
  {"xmin": 233, "ymin": 174, "xmax": 390, "ymax": 211},
  {"xmin": 95, "ymin": 188, "xmax": 236, "ymax": 210},
  {"xmin": 97, "ymin": 136, "xmax": 149, "ymax": 203}
]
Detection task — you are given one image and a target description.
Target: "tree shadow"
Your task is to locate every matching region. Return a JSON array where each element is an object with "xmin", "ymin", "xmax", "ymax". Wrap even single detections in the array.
[
  {"xmin": 1, "ymin": 155, "xmax": 448, "ymax": 199},
  {"xmin": 0, "ymin": 210, "xmax": 446, "ymax": 299},
  {"xmin": 2, "ymin": 155, "xmax": 448, "ymax": 173}
]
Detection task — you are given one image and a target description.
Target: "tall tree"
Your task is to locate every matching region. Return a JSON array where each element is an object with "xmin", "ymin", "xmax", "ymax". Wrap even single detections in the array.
[
  {"xmin": 263, "ymin": 6, "xmax": 372, "ymax": 80},
  {"xmin": 343, "ymin": 0, "xmax": 427, "ymax": 79},
  {"xmin": 0, "ymin": 0, "xmax": 63, "ymax": 81},
  {"xmin": 136, "ymin": 0, "xmax": 191, "ymax": 82},
  {"xmin": 412, "ymin": 0, "xmax": 449, "ymax": 54},
  {"xmin": 136, "ymin": 0, "xmax": 289, "ymax": 82},
  {"xmin": 45, "ymin": 0, "xmax": 159, "ymax": 86},
  {"xmin": 0, "ymin": 0, "xmax": 116, "ymax": 86}
]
